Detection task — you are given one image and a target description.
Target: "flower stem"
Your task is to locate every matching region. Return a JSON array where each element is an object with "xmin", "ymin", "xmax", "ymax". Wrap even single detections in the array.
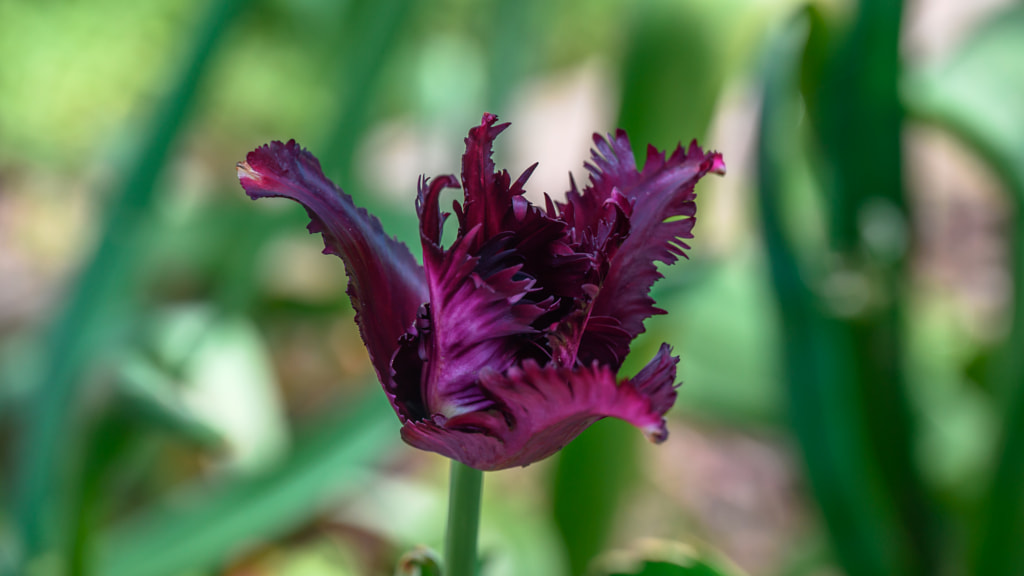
[{"xmin": 445, "ymin": 460, "xmax": 483, "ymax": 576}]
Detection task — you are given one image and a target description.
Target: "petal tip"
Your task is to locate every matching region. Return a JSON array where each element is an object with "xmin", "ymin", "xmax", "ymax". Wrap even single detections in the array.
[
  {"xmin": 236, "ymin": 160, "xmax": 260, "ymax": 183},
  {"xmin": 643, "ymin": 423, "xmax": 669, "ymax": 444},
  {"xmin": 709, "ymin": 153, "xmax": 727, "ymax": 175}
]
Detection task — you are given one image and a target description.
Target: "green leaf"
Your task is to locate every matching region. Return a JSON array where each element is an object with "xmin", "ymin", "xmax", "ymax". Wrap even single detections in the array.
[
  {"xmin": 11, "ymin": 0, "xmax": 249, "ymax": 569},
  {"xmin": 395, "ymin": 546, "xmax": 443, "ymax": 576},
  {"xmin": 113, "ymin": 354, "xmax": 224, "ymax": 451},
  {"xmin": 904, "ymin": 6, "xmax": 1024, "ymax": 575},
  {"xmin": 320, "ymin": 0, "xmax": 415, "ymax": 181},
  {"xmin": 551, "ymin": 419, "xmax": 640, "ymax": 576},
  {"xmin": 590, "ymin": 540, "xmax": 746, "ymax": 576},
  {"xmin": 757, "ymin": 13, "xmax": 927, "ymax": 576},
  {"xmin": 95, "ymin": 391, "xmax": 399, "ymax": 576}
]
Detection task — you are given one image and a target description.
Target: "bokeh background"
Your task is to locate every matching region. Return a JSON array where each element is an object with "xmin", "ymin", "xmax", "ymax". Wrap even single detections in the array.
[{"xmin": 1, "ymin": 0, "xmax": 1023, "ymax": 575}]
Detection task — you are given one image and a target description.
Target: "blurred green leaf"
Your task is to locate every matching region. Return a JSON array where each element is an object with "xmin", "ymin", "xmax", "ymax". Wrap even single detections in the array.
[
  {"xmin": 803, "ymin": 0, "xmax": 937, "ymax": 571},
  {"xmin": 486, "ymin": 0, "xmax": 534, "ymax": 115},
  {"xmin": 96, "ymin": 390, "xmax": 398, "ymax": 576},
  {"xmin": 589, "ymin": 540, "xmax": 745, "ymax": 576},
  {"xmin": 321, "ymin": 0, "xmax": 415, "ymax": 182},
  {"xmin": 552, "ymin": 419, "xmax": 640, "ymax": 576},
  {"xmin": 12, "ymin": 0, "xmax": 248, "ymax": 570},
  {"xmin": 903, "ymin": 6, "xmax": 1024, "ymax": 575},
  {"xmin": 395, "ymin": 546, "xmax": 442, "ymax": 576},
  {"xmin": 616, "ymin": 0, "xmax": 727, "ymax": 147},
  {"xmin": 757, "ymin": 13, "xmax": 927, "ymax": 576},
  {"xmin": 812, "ymin": 0, "xmax": 906, "ymax": 247},
  {"xmin": 113, "ymin": 354, "xmax": 225, "ymax": 450}
]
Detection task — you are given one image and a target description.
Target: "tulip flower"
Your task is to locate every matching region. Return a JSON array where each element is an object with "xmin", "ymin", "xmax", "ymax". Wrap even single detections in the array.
[{"xmin": 237, "ymin": 113, "xmax": 724, "ymax": 471}]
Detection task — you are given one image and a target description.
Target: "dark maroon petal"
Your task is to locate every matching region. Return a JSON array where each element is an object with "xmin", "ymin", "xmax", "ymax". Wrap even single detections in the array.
[
  {"xmin": 237, "ymin": 140, "xmax": 426, "ymax": 395},
  {"xmin": 456, "ymin": 114, "xmax": 592, "ymax": 306},
  {"xmin": 458, "ymin": 113, "xmax": 514, "ymax": 245},
  {"xmin": 618, "ymin": 342, "xmax": 680, "ymax": 442},
  {"xmin": 400, "ymin": 345, "xmax": 679, "ymax": 470},
  {"xmin": 557, "ymin": 134, "xmax": 724, "ymax": 367},
  {"xmin": 401, "ymin": 115, "xmax": 600, "ymax": 418},
  {"xmin": 400, "ymin": 419, "xmax": 506, "ymax": 470},
  {"xmin": 413, "ymin": 172, "xmax": 550, "ymax": 419}
]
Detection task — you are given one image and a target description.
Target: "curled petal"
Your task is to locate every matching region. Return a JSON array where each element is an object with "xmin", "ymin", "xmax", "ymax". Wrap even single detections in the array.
[
  {"xmin": 238, "ymin": 140, "xmax": 426, "ymax": 393},
  {"xmin": 405, "ymin": 115, "xmax": 591, "ymax": 418},
  {"xmin": 457, "ymin": 114, "xmax": 592, "ymax": 304},
  {"xmin": 415, "ymin": 176, "xmax": 549, "ymax": 418},
  {"xmin": 400, "ymin": 344, "xmax": 679, "ymax": 470},
  {"xmin": 458, "ymin": 113, "xmax": 514, "ymax": 245},
  {"xmin": 558, "ymin": 134, "xmax": 724, "ymax": 367}
]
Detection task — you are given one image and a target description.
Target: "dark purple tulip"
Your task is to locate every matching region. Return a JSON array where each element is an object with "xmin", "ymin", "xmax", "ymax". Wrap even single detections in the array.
[{"xmin": 238, "ymin": 113, "xmax": 724, "ymax": 470}]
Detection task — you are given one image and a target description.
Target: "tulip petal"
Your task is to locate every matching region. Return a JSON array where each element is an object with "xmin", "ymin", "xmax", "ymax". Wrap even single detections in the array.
[
  {"xmin": 401, "ymin": 116, "xmax": 592, "ymax": 418},
  {"xmin": 409, "ymin": 169, "xmax": 548, "ymax": 418},
  {"xmin": 399, "ymin": 343, "xmax": 679, "ymax": 470},
  {"xmin": 558, "ymin": 133, "xmax": 725, "ymax": 367},
  {"xmin": 458, "ymin": 114, "xmax": 592, "ymax": 306},
  {"xmin": 238, "ymin": 140, "xmax": 426, "ymax": 391}
]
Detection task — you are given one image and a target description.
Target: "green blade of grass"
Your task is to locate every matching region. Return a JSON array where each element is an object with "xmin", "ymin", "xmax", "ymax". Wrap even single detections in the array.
[
  {"xmin": 12, "ymin": 0, "xmax": 248, "ymax": 569},
  {"xmin": 756, "ymin": 15, "xmax": 911, "ymax": 576},
  {"xmin": 904, "ymin": 7, "xmax": 1024, "ymax": 575},
  {"xmin": 96, "ymin": 391, "xmax": 398, "ymax": 576},
  {"xmin": 805, "ymin": 0, "xmax": 936, "ymax": 571},
  {"xmin": 320, "ymin": 0, "xmax": 414, "ymax": 182},
  {"xmin": 552, "ymin": 419, "xmax": 640, "ymax": 576}
]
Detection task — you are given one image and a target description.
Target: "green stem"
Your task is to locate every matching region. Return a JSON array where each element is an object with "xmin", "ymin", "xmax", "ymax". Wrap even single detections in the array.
[{"xmin": 445, "ymin": 460, "xmax": 483, "ymax": 576}]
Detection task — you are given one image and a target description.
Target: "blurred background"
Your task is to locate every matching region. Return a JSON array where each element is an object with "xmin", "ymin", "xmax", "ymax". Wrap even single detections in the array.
[{"xmin": 1, "ymin": 0, "xmax": 1023, "ymax": 574}]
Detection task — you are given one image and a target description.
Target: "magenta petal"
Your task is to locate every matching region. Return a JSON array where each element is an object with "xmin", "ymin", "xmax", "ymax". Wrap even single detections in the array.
[
  {"xmin": 400, "ymin": 419, "xmax": 506, "ymax": 470},
  {"xmin": 562, "ymin": 134, "xmax": 724, "ymax": 365},
  {"xmin": 458, "ymin": 113, "xmax": 513, "ymax": 245},
  {"xmin": 237, "ymin": 140, "xmax": 426, "ymax": 392},
  {"xmin": 400, "ymin": 345, "xmax": 678, "ymax": 470},
  {"xmin": 405, "ymin": 115, "xmax": 590, "ymax": 418},
  {"xmin": 457, "ymin": 114, "xmax": 591, "ymax": 304},
  {"xmin": 414, "ymin": 172, "xmax": 549, "ymax": 418}
]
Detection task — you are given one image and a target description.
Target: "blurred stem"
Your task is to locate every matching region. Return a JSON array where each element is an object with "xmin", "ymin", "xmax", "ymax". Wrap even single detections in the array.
[{"xmin": 445, "ymin": 461, "xmax": 483, "ymax": 576}]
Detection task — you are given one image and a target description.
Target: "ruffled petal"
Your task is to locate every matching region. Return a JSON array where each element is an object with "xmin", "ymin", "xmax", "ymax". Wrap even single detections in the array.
[
  {"xmin": 400, "ymin": 344, "xmax": 679, "ymax": 470},
  {"xmin": 237, "ymin": 140, "xmax": 427, "ymax": 392},
  {"xmin": 457, "ymin": 113, "xmax": 514, "ymax": 246},
  {"xmin": 457, "ymin": 114, "xmax": 592, "ymax": 306},
  {"xmin": 556, "ymin": 134, "xmax": 724, "ymax": 367},
  {"xmin": 403, "ymin": 115, "xmax": 592, "ymax": 418},
  {"xmin": 412, "ymin": 173, "xmax": 550, "ymax": 419}
]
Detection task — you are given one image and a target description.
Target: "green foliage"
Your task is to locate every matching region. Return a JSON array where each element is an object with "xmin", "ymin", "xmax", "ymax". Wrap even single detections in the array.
[
  {"xmin": 96, "ymin": 392, "xmax": 397, "ymax": 576},
  {"xmin": 396, "ymin": 546, "xmax": 443, "ymax": 576},
  {"xmin": 590, "ymin": 540, "xmax": 745, "ymax": 576},
  {"xmin": 904, "ymin": 6, "xmax": 1024, "ymax": 575},
  {"xmin": 2, "ymin": 0, "xmax": 1024, "ymax": 575},
  {"xmin": 761, "ymin": 2, "xmax": 938, "ymax": 574}
]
